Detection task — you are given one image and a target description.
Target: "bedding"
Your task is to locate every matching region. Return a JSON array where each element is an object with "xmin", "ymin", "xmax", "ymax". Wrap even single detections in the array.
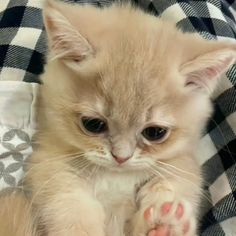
[
  {"xmin": 0, "ymin": 81, "xmax": 37, "ymax": 190},
  {"xmin": 0, "ymin": 0, "xmax": 235, "ymax": 235}
]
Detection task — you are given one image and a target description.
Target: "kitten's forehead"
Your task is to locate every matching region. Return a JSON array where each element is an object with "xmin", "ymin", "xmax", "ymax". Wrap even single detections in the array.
[
  {"xmin": 95, "ymin": 71, "xmax": 175, "ymax": 129},
  {"xmin": 94, "ymin": 38, "xmax": 176, "ymax": 125}
]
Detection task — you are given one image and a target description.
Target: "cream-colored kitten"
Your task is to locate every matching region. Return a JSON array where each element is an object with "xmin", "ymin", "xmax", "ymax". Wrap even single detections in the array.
[{"xmin": 1, "ymin": 0, "xmax": 236, "ymax": 236}]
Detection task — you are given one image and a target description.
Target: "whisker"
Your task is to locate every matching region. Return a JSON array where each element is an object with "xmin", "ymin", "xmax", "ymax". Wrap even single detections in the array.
[
  {"xmin": 156, "ymin": 161, "xmax": 200, "ymax": 180},
  {"xmin": 24, "ymin": 152, "xmax": 85, "ymax": 165},
  {"xmin": 156, "ymin": 160, "xmax": 218, "ymax": 193},
  {"xmin": 22, "ymin": 152, "xmax": 86, "ymax": 180},
  {"xmin": 155, "ymin": 165, "xmax": 212, "ymax": 204},
  {"xmin": 88, "ymin": 165, "xmax": 99, "ymax": 180},
  {"xmin": 141, "ymin": 161, "xmax": 169, "ymax": 183},
  {"xmin": 139, "ymin": 159, "xmax": 212, "ymax": 205}
]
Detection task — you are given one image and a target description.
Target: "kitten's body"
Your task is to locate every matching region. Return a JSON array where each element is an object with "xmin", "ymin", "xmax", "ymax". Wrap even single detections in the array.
[
  {"xmin": 1, "ymin": 1, "xmax": 236, "ymax": 236},
  {"xmin": 26, "ymin": 139, "xmax": 200, "ymax": 236}
]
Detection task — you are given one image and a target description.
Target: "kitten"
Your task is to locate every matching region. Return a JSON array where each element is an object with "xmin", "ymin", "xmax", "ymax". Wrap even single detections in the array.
[{"xmin": 1, "ymin": 0, "xmax": 236, "ymax": 236}]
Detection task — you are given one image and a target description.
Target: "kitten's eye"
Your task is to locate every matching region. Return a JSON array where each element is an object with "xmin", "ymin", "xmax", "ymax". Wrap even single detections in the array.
[
  {"xmin": 142, "ymin": 126, "xmax": 168, "ymax": 142},
  {"xmin": 81, "ymin": 117, "xmax": 107, "ymax": 134}
]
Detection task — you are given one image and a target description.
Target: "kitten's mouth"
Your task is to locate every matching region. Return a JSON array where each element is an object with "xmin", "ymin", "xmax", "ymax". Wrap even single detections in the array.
[
  {"xmin": 113, "ymin": 162, "xmax": 130, "ymax": 170},
  {"xmin": 104, "ymin": 160, "xmax": 148, "ymax": 172},
  {"xmin": 91, "ymin": 159, "xmax": 141, "ymax": 172},
  {"xmin": 97, "ymin": 161, "xmax": 131, "ymax": 171},
  {"xmin": 86, "ymin": 155, "xmax": 148, "ymax": 172}
]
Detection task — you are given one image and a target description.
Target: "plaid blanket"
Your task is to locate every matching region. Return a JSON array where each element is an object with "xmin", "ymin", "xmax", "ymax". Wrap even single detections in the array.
[{"xmin": 0, "ymin": 0, "xmax": 235, "ymax": 235}]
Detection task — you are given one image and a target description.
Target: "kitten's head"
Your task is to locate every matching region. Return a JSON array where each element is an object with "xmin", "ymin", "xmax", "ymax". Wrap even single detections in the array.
[{"xmin": 41, "ymin": 0, "xmax": 236, "ymax": 171}]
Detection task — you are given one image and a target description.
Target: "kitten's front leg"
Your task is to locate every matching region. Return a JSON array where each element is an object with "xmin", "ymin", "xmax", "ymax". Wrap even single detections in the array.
[
  {"xmin": 26, "ymin": 157, "xmax": 105, "ymax": 236},
  {"xmin": 44, "ymin": 187, "xmax": 105, "ymax": 236},
  {"xmin": 131, "ymin": 162, "xmax": 201, "ymax": 236}
]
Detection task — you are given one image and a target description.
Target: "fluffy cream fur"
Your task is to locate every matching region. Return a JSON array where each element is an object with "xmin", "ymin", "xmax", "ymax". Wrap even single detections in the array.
[{"xmin": 0, "ymin": 0, "xmax": 236, "ymax": 235}]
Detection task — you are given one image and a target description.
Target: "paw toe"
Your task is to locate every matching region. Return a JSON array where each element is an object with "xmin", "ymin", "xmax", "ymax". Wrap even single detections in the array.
[
  {"xmin": 144, "ymin": 207, "xmax": 154, "ymax": 222},
  {"xmin": 161, "ymin": 202, "xmax": 172, "ymax": 216},
  {"xmin": 175, "ymin": 203, "xmax": 184, "ymax": 219},
  {"xmin": 143, "ymin": 200, "xmax": 195, "ymax": 236},
  {"xmin": 161, "ymin": 202, "xmax": 184, "ymax": 219}
]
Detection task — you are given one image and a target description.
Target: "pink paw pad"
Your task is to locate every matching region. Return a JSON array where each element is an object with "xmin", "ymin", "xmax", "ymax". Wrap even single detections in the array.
[
  {"xmin": 144, "ymin": 202, "xmax": 191, "ymax": 236},
  {"xmin": 148, "ymin": 225, "xmax": 170, "ymax": 236},
  {"xmin": 161, "ymin": 202, "xmax": 184, "ymax": 219},
  {"xmin": 144, "ymin": 207, "xmax": 154, "ymax": 222}
]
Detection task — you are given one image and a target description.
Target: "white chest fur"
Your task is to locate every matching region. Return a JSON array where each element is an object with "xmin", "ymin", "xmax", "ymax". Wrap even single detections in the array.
[{"xmin": 92, "ymin": 171, "xmax": 149, "ymax": 236}]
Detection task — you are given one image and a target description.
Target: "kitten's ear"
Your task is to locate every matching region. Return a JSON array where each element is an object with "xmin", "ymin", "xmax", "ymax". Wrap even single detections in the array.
[
  {"xmin": 43, "ymin": 0, "xmax": 94, "ymax": 68},
  {"xmin": 180, "ymin": 45, "xmax": 236, "ymax": 93}
]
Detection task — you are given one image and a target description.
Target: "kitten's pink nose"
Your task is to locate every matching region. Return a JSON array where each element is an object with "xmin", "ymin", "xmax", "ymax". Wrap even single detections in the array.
[{"xmin": 111, "ymin": 153, "xmax": 131, "ymax": 164}]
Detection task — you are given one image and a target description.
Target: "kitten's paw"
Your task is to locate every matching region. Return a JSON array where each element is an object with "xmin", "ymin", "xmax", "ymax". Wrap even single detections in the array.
[{"xmin": 144, "ymin": 201, "xmax": 196, "ymax": 236}]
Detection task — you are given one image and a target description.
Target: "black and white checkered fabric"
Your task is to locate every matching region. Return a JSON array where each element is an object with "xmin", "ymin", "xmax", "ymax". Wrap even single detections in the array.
[
  {"xmin": 0, "ymin": 0, "xmax": 46, "ymax": 83},
  {"xmin": 0, "ymin": 0, "xmax": 235, "ymax": 235}
]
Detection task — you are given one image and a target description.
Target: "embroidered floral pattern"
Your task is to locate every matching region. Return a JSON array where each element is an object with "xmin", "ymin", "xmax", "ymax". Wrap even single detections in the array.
[{"xmin": 0, "ymin": 129, "xmax": 32, "ymax": 188}]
